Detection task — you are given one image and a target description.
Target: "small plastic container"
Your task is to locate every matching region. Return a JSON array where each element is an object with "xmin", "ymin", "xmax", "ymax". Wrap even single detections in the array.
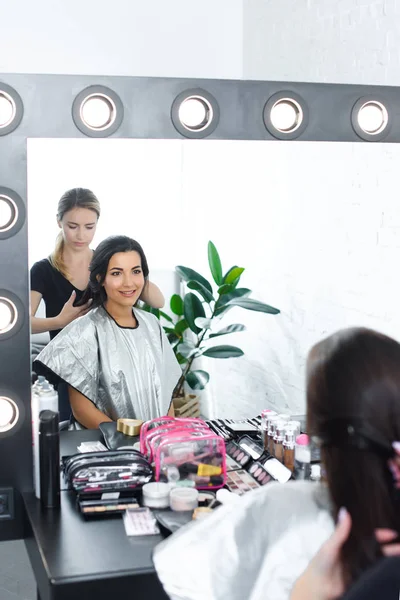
[
  {"xmin": 169, "ymin": 487, "xmax": 199, "ymax": 511},
  {"xmin": 142, "ymin": 482, "xmax": 171, "ymax": 509}
]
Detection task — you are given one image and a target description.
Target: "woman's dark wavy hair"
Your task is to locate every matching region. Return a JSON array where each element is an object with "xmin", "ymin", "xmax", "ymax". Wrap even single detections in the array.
[
  {"xmin": 78, "ymin": 235, "xmax": 149, "ymax": 308},
  {"xmin": 307, "ymin": 327, "xmax": 400, "ymax": 585}
]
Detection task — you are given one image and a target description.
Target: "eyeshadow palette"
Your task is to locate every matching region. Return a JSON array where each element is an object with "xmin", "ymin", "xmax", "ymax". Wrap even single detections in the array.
[
  {"xmin": 78, "ymin": 497, "xmax": 139, "ymax": 517},
  {"xmin": 248, "ymin": 462, "xmax": 273, "ymax": 486},
  {"xmin": 225, "ymin": 440, "xmax": 254, "ymax": 470},
  {"xmin": 225, "ymin": 469, "xmax": 260, "ymax": 495},
  {"xmin": 237, "ymin": 435, "xmax": 264, "ymax": 460}
]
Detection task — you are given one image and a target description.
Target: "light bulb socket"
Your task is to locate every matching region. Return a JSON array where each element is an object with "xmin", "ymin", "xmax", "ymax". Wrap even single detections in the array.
[
  {"xmin": 72, "ymin": 85, "xmax": 124, "ymax": 138},
  {"xmin": 263, "ymin": 91, "xmax": 308, "ymax": 140},
  {"xmin": 0, "ymin": 188, "xmax": 25, "ymax": 240},
  {"xmin": 351, "ymin": 96, "xmax": 391, "ymax": 141},
  {"xmin": 171, "ymin": 88, "xmax": 220, "ymax": 139},
  {"xmin": 0, "ymin": 83, "xmax": 23, "ymax": 136},
  {"xmin": 0, "ymin": 290, "xmax": 24, "ymax": 340}
]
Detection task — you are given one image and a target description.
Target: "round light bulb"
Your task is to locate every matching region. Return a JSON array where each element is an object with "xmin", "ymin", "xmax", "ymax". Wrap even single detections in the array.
[
  {"xmin": 0, "ymin": 93, "xmax": 15, "ymax": 128},
  {"xmin": 0, "ymin": 196, "xmax": 17, "ymax": 232},
  {"xmin": 80, "ymin": 95, "xmax": 116, "ymax": 130},
  {"xmin": 0, "ymin": 298, "xmax": 17, "ymax": 334},
  {"xmin": 357, "ymin": 101, "xmax": 388, "ymax": 135},
  {"xmin": 178, "ymin": 96, "xmax": 213, "ymax": 131},
  {"xmin": 270, "ymin": 99, "xmax": 303, "ymax": 133},
  {"xmin": 0, "ymin": 397, "xmax": 19, "ymax": 432}
]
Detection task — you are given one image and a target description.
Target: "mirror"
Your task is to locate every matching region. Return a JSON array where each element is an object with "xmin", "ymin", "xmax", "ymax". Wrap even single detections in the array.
[{"xmin": 28, "ymin": 138, "xmax": 400, "ymax": 418}]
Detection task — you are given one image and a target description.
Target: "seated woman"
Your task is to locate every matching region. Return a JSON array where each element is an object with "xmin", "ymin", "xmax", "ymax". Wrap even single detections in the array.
[
  {"xmin": 35, "ymin": 235, "xmax": 181, "ymax": 428},
  {"xmin": 153, "ymin": 327, "xmax": 400, "ymax": 600}
]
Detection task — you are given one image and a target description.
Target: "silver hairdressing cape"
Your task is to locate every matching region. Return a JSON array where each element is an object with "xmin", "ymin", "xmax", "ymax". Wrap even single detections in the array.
[
  {"xmin": 153, "ymin": 481, "xmax": 333, "ymax": 600},
  {"xmin": 35, "ymin": 306, "xmax": 181, "ymax": 422}
]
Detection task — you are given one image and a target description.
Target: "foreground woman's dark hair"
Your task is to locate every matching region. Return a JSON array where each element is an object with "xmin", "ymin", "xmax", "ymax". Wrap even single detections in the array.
[{"xmin": 307, "ymin": 328, "xmax": 400, "ymax": 584}]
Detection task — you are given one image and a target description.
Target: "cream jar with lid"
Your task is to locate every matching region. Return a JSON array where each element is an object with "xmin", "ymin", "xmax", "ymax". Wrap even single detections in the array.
[
  {"xmin": 170, "ymin": 487, "xmax": 199, "ymax": 511},
  {"xmin": 142, "ymin": 482, "xmax": 171, "ymax": 509}
]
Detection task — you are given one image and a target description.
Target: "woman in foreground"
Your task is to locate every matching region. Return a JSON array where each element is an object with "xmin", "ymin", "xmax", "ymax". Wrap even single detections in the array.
[{"xmin": 153, "ymin": 327, "xmax": 400, "ymax": 599}]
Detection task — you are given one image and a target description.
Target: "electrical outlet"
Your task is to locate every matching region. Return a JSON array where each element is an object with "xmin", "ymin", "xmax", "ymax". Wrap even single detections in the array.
[{"xmin": 0, "ymin": 488, "xmax": 14, "ymax": 520}]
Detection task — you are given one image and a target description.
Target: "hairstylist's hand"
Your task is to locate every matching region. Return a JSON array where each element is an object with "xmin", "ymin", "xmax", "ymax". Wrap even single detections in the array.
[
  {"xmin": 57, "ymin": 291, "xmax": 92, "ymax": 328},
  {"xmin": 290, "ymin": 509, "xmax": 400, "ymax": 600}
]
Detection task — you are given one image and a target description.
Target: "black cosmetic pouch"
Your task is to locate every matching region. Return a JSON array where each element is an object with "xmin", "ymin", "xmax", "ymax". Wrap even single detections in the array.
[
  {"xmin": 99, "ymin": 421, "xmax": 140, "ymax": 451},
  {"xmin": 63, "ymin": 450, "xmax": 153, "ymax": 497}
]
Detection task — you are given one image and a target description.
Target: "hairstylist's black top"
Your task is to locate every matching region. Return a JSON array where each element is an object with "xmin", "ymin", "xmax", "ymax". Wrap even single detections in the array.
[
  {"xmin": 30, "ymin": 258, "xmax": 84, "ymax": 339},
  {"xmin": 341, "ymin": 557, "xmax": 400, "ymax": 600}
]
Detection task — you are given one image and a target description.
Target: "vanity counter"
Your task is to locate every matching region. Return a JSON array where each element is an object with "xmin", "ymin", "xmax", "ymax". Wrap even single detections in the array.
[{"xmin": 24, "ymin": 429, "xmax": 168, "ymax": 600}]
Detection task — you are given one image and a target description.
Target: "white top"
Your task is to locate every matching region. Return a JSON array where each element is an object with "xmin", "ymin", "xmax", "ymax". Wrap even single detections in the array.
[{"xmin": 153, "ymin": 480, "xmax": 334, "ymax": 600}]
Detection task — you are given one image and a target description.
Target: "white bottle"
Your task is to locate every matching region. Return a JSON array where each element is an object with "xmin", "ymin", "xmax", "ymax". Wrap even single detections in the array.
[{"xmin": 32, "ymin": 380, "xmax": 59, "ymax": 499}]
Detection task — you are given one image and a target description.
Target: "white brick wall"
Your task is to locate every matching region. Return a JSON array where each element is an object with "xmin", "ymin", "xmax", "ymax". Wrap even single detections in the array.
[
  {"xmin": 214, "ymin": 1, "xmax": 400, "ymax": 420},
  {"xmin": 206, "ymin": 140, "xmax": 400, "ymax": 418},
  {"xmin": 243, "ymin": 0, "xmax": 400, "ymax": 85}
]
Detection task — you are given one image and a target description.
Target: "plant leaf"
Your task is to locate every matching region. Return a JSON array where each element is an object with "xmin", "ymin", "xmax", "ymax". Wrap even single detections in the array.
[
  {"xmin": 164, "ymin": 327, "xmax": 177, "ymax": 334},
  {"xmin": 176, "ymin": 266, "xmax": 213, "ymax": 293},
  {"xmin": 176, "ymin": 352, "xmax": 188, "ymax": 365},
  {"xmin": 214, "ymin": 288, "xmax": 252, "ymax": 316},
  {"xmin": 207, "ymin": 241, "xmax": 223, "ymax": 286},
  {"xmin": 202, "ymin": 345, "xmax": 244, "ymax": 359},
  {"xmin": 187, "ymin": 280, "xmax": 215, "ymax": 303},
  {"xmin": 167, "ymin": 332, "xmax": 181, "ymax": 348},
  {"xmin": 159, "ymin": 310, "xmax": 173, "ymax": 323},
  {"xmin": 185, "ymin": 370, "xmax": 210, "ymax": 390},
  {"xmin": 226, "ymin": 298, "xmax": 280, "ymax": 314},
  {"xmin": 209, "ymin": 324, "xmax": 246, "ymax": 338},
  {"xmin": 223, "ymin": 266, "xmax": 245, "ymax": 285},
  {"xmin": 183, "ymin": 293, "xmax": 206, "ymax": 334},
  {"xmin": 170, "ymin": 294, "xmax": 184, "ymax": 316},
  {"xmin": 175, "ymin": 319, "xmax": 189, "ymax": 335},
  {"xmin": 218, "ymin": 284, "xmax": 234, "ymax": 295},
  {"xmin": 177, "ymin": 342, "xmax": 197, "ymax": 359},
  {"xmin": 194, "ymin": 317, "xmax": 212, "ymax": 329}
]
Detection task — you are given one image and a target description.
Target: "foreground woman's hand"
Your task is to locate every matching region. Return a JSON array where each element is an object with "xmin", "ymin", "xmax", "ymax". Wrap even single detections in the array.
[{"xmin": 290, "ymin": 509, "xmax": 400, "ymax": 600}]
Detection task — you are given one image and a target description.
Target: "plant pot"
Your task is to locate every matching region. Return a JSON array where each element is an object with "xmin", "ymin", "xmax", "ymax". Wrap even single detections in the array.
[{"xmin": 172, "ymin": 394, "xmax": 200, "ymax": 418}]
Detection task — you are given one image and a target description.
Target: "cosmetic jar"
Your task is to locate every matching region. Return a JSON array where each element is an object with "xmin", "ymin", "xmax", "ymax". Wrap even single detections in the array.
[
  {"xmin": 142, "ymin": 482, "xmax": 171, "ymax": 509},
  {"xmin": 117, "ymin": 418, "xmax": 143, "ymax": 436},
  {"xmin": 170, "ymin": 487, "xmax": 199, "ymax": 511}
]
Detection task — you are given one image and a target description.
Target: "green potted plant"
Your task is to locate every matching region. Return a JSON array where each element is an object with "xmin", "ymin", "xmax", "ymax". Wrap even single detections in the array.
[{"xmin": 144, "ymin": 241, "xmax": 280, "ymax": 412}]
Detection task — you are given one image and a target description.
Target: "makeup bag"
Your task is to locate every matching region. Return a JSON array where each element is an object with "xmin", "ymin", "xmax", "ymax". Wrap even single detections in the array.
[
  {"xmin": 141, "ymin": 418, "xmax": 209, "ymax": 460},
  {"xmin": 63, "ymin": 449, "xmax": 153, "ymax": 497},
  {"xmin": 146, "ymin": 423, "xmax": 211, "ymax": 463},
  {"xmin": 154, "ymin": 430, "xmax": 227, "ymax": 490}
]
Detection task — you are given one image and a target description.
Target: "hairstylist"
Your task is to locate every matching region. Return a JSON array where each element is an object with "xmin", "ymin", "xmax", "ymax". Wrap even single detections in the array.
[{"xmin": 30, "ymin": 187, "xmax": 164, "ymax": 339}]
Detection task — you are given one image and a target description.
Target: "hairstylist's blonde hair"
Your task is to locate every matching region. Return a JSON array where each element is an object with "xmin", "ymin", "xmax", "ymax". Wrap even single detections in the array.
[{"xmin": 49, "ymin": 188, "xmax": 100, "ymax": 278}]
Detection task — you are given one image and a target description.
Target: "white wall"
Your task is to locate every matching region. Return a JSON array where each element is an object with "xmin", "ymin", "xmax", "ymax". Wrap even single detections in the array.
[
  {"xmin": 243, "ymin": 0, "xmax": 400, "ymax": 84},
  {"xmin": 0, "ymin": 0, "xmax": 243, "ymax": 79}
]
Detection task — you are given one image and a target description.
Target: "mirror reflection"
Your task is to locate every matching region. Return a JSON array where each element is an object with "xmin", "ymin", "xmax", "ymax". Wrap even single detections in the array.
[{"xmin": 28, "ymin": 138, "xmax": 400, "ymax": 424}]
